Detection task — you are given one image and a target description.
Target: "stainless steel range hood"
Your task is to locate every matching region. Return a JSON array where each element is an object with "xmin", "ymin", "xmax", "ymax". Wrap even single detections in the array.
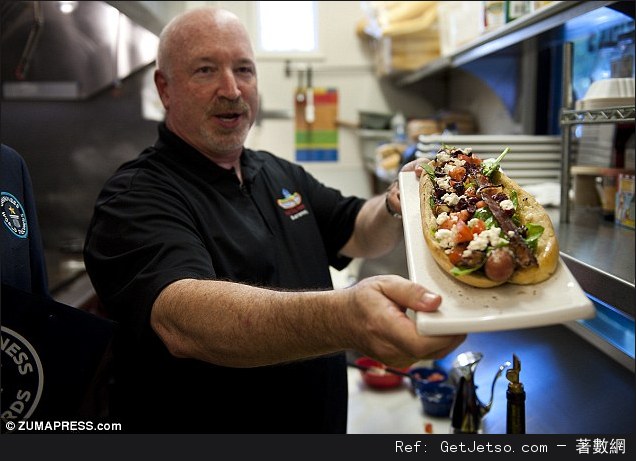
[{"xmin": 1, "ymin": 1, "xmax": 159, "ymax": 100}]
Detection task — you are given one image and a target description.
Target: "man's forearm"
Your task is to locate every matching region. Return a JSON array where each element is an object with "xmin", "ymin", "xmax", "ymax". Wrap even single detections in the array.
[
  {"xmin": 340, "ymin": 190, "xmax": 404, "ymax": 259},
  {"xmin": 150, "ymin": 278, "xmax": 355, "ymax": 367}
]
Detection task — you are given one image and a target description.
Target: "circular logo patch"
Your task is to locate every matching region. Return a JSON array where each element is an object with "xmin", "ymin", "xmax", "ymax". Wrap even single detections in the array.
[
  {"xmin": 1, "ymin": 192, "xmax": 29, "ymax": 238},
  {"xmin": 1, "ymin": 326, "xmax": 44, "ymax": 428}
]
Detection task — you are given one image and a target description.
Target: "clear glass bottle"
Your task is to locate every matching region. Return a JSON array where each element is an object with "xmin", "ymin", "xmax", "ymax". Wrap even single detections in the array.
[
  {"xmin": 591, "ymin": 31, "xmax": 617, "ymax": 82},
  {"xmin": 506, "ymin": 354, "xmax": 526, "ymax": 434},
  {"xmin": 391, "ymin": 112, "xmax": 407, "ymax": 143}
]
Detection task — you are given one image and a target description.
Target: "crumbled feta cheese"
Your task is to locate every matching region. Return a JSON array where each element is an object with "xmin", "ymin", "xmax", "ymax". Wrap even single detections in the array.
[
  {"xmin": 435, "ymin": 176, "xmax": 452, "ymax": 191},
  {"xmin": 500, "ymin": 199, "xmax": 515, "ymax": 211},
  {"xmin": 466, "ymin": 232, "xmax": 489, "ymax": 252},
  {"xmin": 442, "ymin": 163, "xmax": 455, "ymax": 175},
  {"xmin": 436, "ymin": 151, "xmax": 452, "ymax": 163},
  {"xmin": 436, "ymin": 212, "xmax": 450, "ymax": 226},
  {"xmin": 442, "ymin": 193, "xmax": 461, "ymax": 206},
  {"xmin": 467, "ymin": 227, "xmax": 506, "ymax": 251},
  {"xmin": 442, "ymin": 158, "xmax": 466, "ymax": 175},
  {"xmin": 434, "ymin": 228, "xmax": 454, "ymax": 249},
  {"xmin": 467, "ymin": 218, "xmax": 480, "ymax": 227}
]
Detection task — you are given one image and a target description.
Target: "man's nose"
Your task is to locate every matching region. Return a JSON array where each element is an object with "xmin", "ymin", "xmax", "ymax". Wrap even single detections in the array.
[{"xmin": 218, "ymin": 69, "xmax": 241, "ymax": 99}]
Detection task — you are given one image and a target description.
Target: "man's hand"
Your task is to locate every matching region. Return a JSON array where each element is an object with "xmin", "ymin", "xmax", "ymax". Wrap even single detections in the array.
[{"xmin": 340, "ymin": 275, "xmax": 466, "ymax": 369}]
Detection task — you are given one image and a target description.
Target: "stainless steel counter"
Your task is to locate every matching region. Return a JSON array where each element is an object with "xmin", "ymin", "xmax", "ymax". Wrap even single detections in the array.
[{"xmin": 552, "ymin": 207, "xmax": 635, "ymax": 316}]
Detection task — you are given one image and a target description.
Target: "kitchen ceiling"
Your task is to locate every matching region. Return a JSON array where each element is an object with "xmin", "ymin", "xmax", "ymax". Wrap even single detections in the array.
[{"xmin": 1, "ymin": 1, "xmax": 159, "ymax": 100}]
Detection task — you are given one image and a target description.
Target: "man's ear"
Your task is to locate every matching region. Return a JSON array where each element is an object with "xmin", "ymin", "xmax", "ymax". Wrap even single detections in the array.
[{"xmin": 154, "ymin": 69, "xmax": 170, "ymax": 110}]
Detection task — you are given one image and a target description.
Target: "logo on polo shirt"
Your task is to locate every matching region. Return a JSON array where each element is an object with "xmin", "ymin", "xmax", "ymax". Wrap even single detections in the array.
[
  {"xmin": 277, "ymin": 188, "xmax": 308, "ymax": 221},
  {"xmin": 1, "ymin": 192, "xmax": 28, "ymax": 238},
  {"xmin": 1, "ymin": 326, "xmax": 45, "ymax": 429}
]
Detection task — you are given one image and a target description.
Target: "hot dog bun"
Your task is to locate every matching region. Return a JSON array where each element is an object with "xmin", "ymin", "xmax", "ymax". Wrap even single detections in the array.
[
  {"xmin": 420, "ymin": 158, "xmax": 559, "ymax": 288},
  {"xmin": 491, "ymin": 169, "xmax": 559, "ymax": 285}
]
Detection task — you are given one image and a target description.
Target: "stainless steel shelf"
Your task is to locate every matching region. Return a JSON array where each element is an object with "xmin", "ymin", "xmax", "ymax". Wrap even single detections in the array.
[
  {"xmin": 559, "ymin": 102, "xmax": 634, "ymax": 224},
  {"xmin": 561, "ymin": 105, "xmax": 636, "ymax": 125},
  {"xmin": 396, "ymin": 0, "xmax": 618, "ymax": 86}
]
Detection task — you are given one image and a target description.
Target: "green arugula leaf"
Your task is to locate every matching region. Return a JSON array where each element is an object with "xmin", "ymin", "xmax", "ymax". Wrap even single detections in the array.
[
  {"xmin": 482, "ymin": 147, "xmax": 510, "ymax": 178},
  {"xmin": 422, "ymin": 162, "xmax": 436, "ymax": 181},
  {"xmin": 451, "ymin": 265, "xmax": 482, "ymax": 277},
  {"xmin": 523, "ymin": 223, "xmax": 545, "ymax": 251},
  {"xmin": 474, "ymin": 207, "xmax": 497, "ymax": 229}
]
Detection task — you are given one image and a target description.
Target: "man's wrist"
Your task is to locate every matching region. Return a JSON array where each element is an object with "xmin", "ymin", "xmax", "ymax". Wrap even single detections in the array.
[{"xmin": 384, "ymin": 181, "xmax": 402, "ymax": 219}]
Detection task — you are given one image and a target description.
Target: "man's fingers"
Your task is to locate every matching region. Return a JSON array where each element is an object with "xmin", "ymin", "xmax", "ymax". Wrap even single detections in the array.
[{"xmin": 378, "ymin": 276, "xmax": 442, "ymax": 313}]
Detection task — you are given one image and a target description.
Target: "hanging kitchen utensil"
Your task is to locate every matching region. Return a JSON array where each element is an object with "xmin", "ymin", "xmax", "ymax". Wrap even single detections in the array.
[{"xmin": 305, "ymin": 64, "xmax": 315, "ymax": 124}]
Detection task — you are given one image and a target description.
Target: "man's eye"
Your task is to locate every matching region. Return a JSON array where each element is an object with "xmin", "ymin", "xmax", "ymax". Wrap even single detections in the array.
[
  {"xmin": 196, "ymin": 66, "xmax": 215, "ymax": 74},
  {"xmin": 237, "ymin": 66, "xmax": 255, "ymax": 75}
]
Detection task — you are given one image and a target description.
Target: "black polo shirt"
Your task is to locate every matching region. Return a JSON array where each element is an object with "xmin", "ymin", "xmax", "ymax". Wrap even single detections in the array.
[{"xmin": 84, "ymin": 124, "xmax": 365, "ymax": 433}]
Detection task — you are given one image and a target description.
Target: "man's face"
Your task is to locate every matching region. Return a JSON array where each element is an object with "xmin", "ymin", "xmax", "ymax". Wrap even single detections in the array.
[{"xmin": 156, "ymin": 17, "xmax": 259, "ymax": 159}]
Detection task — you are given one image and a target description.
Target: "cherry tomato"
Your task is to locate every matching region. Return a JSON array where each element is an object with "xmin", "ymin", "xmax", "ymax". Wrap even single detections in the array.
[
  {"xmin": 458, "ymin": 153, "xmax": 482, "ymax": 166},
  {"xmin": 439, "ymin": 218, "xmax": 454, "ymax": 230},
  {"xmin": 457, "ymin": 153, "xmax": 472, "ymax": 164},
  {"xmin": 448, "ymin": 247, "xmax": 464, "ymax": 265},
  {"xmin": 449, "ymin": 166, "xmax": 466, "ymax": 181},
  {"xmin": 454, "ymin": 220, "xmax": 473, "ymax": 243},
  {"xmin": 458, "ymin": 209, "xmax": 471, "ymax": 222},
  {"xmin": 450, "ymin": 210, "xmax": 470, "ymax": 223},
  {"xmin": 470, "ymin": 218, "xmax": 486, "ymax": 235}
]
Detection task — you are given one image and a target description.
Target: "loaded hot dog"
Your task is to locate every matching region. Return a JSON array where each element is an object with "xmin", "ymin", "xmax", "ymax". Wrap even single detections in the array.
[{"xmin": 419, "ymin": 145, "xmax": 559, "ymax": 288}]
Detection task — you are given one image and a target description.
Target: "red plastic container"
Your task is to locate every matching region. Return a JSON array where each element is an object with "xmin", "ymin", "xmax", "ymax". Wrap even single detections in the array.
[{"xmin": 355, "ymin": 357, "xmax": 406, "ymax": 390}]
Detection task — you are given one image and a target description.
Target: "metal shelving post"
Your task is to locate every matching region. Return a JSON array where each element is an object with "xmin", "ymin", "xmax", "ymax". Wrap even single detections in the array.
[{"xmin": 559, "ymin": 45, "xmax": 635, "ymax": 223}]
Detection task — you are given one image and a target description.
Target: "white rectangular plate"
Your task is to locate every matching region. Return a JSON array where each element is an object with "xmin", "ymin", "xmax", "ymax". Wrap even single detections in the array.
[{"xmin": 399, "ymin": 171, "xmax": 595, "ymax": 335}]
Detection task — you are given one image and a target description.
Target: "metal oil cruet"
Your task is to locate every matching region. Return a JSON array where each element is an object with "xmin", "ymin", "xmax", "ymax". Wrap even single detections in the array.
[{"xmin": 450, "ymin": 351, "xmax": 511, "ymax": 434}]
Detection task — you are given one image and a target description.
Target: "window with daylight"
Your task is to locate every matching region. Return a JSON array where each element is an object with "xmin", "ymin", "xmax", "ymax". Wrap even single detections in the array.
[{"xmin": 256, "ymin": 1, "xmax": 319, "ymax": 56}]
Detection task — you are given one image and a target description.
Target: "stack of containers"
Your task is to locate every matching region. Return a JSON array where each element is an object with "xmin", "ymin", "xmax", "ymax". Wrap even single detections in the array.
[
  {"xmin": 415, "ymin": 134, "xmax": 562, "ymax": 187},
  {"xmin": 357, "ymin": 1, "xmax": 441, "ymax": 76},
  {"xmin": 438, "ymin": 1, "xmax": 555, "ymax": 56}
]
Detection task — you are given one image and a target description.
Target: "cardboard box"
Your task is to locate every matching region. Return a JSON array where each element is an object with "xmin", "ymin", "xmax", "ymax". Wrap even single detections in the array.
[{"xmin": 437, "ymin": 2, "xmax": 485, "ymax": 56}]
